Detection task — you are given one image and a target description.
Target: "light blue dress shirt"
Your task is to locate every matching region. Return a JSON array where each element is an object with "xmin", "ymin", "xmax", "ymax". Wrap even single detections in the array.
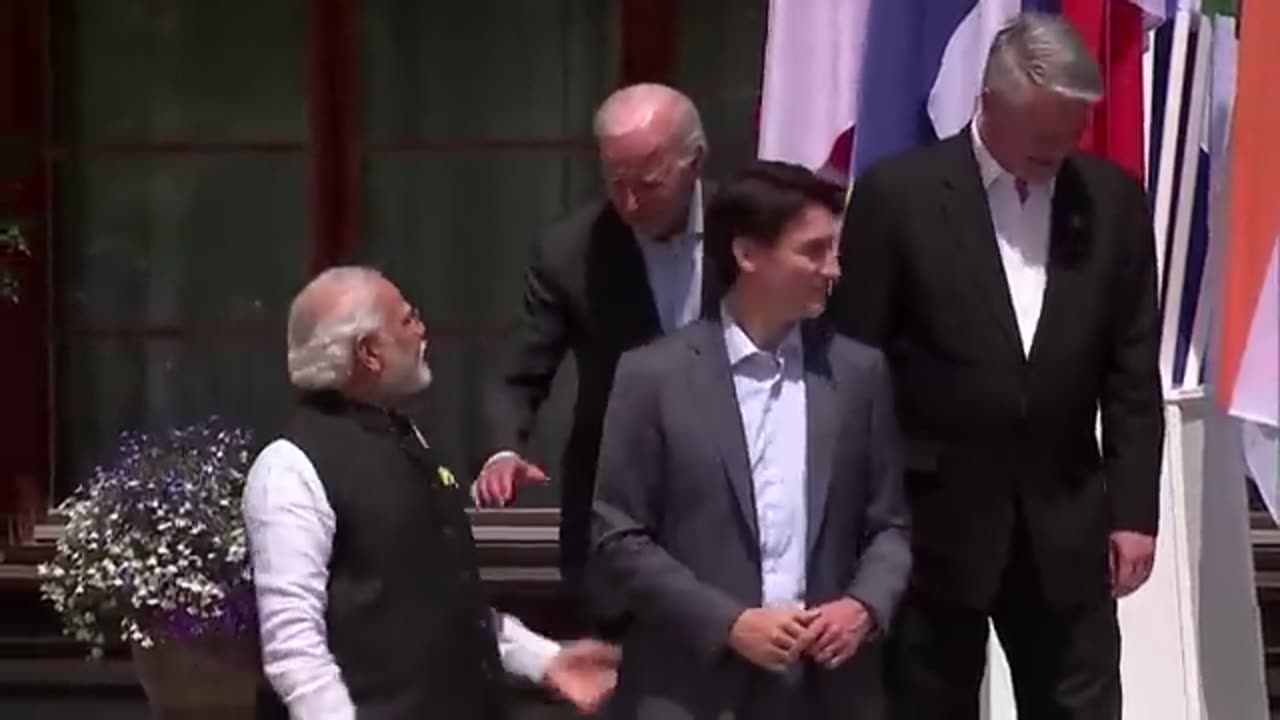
[
  {"xmin": 636, "ymin": 180, "xmax": 705, "ymax": 332},
  {"xmin": 722, "ymin": 304, "xmax": 808, "ymax": 607}
]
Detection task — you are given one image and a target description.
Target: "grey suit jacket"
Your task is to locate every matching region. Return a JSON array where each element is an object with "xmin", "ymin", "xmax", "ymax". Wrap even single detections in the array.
[{"xmin": 591, "ymin": 318, "xmax": 910, "ymax": 720}]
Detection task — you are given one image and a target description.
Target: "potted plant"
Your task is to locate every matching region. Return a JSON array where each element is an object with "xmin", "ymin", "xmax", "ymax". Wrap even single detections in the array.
[{"xmin": 38, "ymin": 419, "xmax": 262, "ymax": 718}]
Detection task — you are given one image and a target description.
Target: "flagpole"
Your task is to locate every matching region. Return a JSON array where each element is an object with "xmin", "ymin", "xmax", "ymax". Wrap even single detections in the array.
[
  {"xmin": 1143, "ymin": 26, "xmax": 1154, "ymax": 182},
  {"xmin": 1151, "ymin": 11, "xmax": 1193, "ymax": 293},
  {"xmin": 1159, "ymin": 13, "xmax": 1213, "ymax": 391}
]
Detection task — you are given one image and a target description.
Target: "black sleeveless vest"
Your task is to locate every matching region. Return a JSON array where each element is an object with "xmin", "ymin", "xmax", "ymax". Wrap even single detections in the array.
[{"xmin": 274, "ymin": 391, "xmax": 506, "ymax": 719}]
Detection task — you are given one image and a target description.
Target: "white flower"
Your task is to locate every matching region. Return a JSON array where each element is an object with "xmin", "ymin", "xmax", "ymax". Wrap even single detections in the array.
[{"xmin": 38, "ymin": 421, "xmax": 256, "ymax": 654}]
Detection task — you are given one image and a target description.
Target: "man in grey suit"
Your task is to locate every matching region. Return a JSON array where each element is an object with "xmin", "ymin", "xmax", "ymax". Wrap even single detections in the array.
[{"xmin": 591, "ymin": 160, "xmax": 911, "ymax": 719}]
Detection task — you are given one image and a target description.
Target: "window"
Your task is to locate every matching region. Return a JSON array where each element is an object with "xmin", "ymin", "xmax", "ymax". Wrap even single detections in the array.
[
  {"xmin": 48, "ymin": 1, "xmax": 311, "ymax": 499},
  {"xmin": 356, "ymin": 0, "xmax": 620, "ymax": 506},
  {"xmin": 0, "ymin": 0, "xmax": 767, "ymax": 517}
]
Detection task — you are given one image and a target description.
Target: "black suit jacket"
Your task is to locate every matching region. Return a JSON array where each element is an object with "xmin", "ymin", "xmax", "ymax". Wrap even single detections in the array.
[
  {"xmin": 482, "ymin": 194, "xmax": 723, "ymax": 580},
  {"xmin": 827, "ymin": 131, "xmax": 1163, "ymax": 610}
]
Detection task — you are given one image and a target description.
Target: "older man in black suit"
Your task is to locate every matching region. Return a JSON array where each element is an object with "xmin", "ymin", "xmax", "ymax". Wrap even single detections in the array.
[
  {"xmin": 472, "ymin": 84, "xmax": 723, "ymax": 634},
  {"xmin": 829, "ymin": 13, "xmax": 1164, "ymax": 720}
]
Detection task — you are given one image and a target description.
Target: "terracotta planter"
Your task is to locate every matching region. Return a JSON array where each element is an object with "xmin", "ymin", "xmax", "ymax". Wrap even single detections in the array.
[{"xmin": 131, "ymin": 632, "xmax": 261, "ymax": 719}]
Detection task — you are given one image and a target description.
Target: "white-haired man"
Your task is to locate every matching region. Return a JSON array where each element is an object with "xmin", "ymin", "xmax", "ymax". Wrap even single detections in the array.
[
  {"xmin": 473, "ymin": 83, "xmax": 723, "ymax": 637},
  {"xmin": 244, "ymin": 267, "xmax": 618, "ymax": 720},
  {"xmin": 829, "ymin": 12, "xmax": 1162, "ymax": 719}
]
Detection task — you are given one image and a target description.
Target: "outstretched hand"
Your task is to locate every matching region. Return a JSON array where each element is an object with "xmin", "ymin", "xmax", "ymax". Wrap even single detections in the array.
[
  {"xmin": 543, "ymin": 639, "xmax": 621, "ymax": 714},
  {"xmin": 473, "ymin": 453, "xmax": 549, "ymax": 507}
]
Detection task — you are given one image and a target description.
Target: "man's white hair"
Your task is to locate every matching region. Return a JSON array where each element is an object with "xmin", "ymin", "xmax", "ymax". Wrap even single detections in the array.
[
  {"xmin": 593, "ymin": 83, "xmax": 707, "ymax": 160},
  {"xmin": 983, "ymin": 12, "xmax": 1103, "ymax": 105},
  {"xmin": 286, "ymin": 266, "xmax": 386, "ymax": 390}
]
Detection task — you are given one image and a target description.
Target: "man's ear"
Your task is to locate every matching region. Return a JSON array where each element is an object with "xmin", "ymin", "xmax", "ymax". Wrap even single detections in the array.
[
  {"xmin": 354, "ymin": 335, "xmax": 380, "ymax": 374},
  {"xmin": 689, "ymin": 145, "xmax": 707, "ymax": 176},
  {"xmin": 732, "ymin": 235, "xmax": 757, "ymax": 276}
]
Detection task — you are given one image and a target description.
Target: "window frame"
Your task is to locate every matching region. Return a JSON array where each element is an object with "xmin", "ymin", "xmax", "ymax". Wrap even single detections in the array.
[{"xmin": 0, "ymin": 0, "xmax": 678, "ymax": 519}]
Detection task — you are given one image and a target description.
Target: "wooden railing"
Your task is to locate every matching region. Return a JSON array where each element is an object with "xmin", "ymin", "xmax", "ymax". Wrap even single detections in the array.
[
  {"xmin": 4, "ymin": 509, "xmax": 1280, "ymax": 703},
  {"xmin": 0, "ymin": 509, "xmax": 572, "ymax": 705}
]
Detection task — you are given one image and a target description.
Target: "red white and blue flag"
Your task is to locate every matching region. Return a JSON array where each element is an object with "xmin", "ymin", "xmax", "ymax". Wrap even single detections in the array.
[
  {"xmin": 757, "ymin": 0, "xmax": 871, "ymax": 184},
  {"xmin": 850, "ymin": 0, "xmax": 1154, "ymax": 179},
  {"xmin": 758, "ymin": 1, "xmax": 1167, "ymax": 184}
]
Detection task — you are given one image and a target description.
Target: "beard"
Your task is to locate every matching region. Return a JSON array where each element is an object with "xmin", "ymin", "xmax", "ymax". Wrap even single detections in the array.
[{"xmin": 384, "ymin": 341, "xmax": 433, "ymax": 398}]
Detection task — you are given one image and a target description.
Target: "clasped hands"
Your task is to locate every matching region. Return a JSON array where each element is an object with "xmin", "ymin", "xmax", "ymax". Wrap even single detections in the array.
[{"xmin": 727, "ymin": 597, "xmax": 874, "ymax": 673}]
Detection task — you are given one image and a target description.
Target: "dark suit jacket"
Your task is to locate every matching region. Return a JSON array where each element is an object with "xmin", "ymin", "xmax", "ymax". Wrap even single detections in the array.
[
  {"xmin": 591, "ymin": 319, "xmax": 910, "ymax": 719},
  {"xmin": 482, "ymin": 195, "xmax": 723, "ymax": 581},
  {"xmin": 827, "ymin": 131, "xmax": 1164, "ymax": 610}
]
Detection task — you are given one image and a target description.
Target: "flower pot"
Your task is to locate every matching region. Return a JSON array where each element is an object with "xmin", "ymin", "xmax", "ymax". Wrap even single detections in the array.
[{"xmin": 131, "ymin": 631, "xmax": 261, "ymax": 719}]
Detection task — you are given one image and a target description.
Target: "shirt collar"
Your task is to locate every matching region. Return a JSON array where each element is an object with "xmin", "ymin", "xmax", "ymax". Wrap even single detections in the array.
[
  {"xmin": 970, "ymin": 117, "xmax": 1006, "ymax": 191},
  {"xmin": 635, "ymin": 179, "xmax": 704, "ymax": 247},
  {"xmin": 720, "ymin": 300, "xmax": 802, "ymax": 368},
  {"xmin": 970, "ymin": 117, "xmax": 1057, "ymax": 197},
  {"xmin": 687, "ymin": 179, "xmax": 704, "ymax": 235}
]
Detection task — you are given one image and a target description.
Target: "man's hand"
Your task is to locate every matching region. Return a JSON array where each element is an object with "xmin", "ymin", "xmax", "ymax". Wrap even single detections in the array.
[
  {"xmin": 473, "ymin": 453, "xmax": 549, "ymax": 508},
  {"xmin": 800, "ymin": 597, "xmax": 874, "ymax": 669},
  {"xmin": 543, "ymin": 639, "xmax": 620, "ymax": 715},
  {"xmin": 727, "ymin": 606, "xmax": 818, "ymax": 672},
  {"xmin": 1110, "ymin": 530, "xmax": 1156, "ymax": 598}
]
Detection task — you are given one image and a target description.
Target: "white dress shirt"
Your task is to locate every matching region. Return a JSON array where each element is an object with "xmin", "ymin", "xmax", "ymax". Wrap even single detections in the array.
[
  {"xmin": 722, "ymin": 305, "xmax": 808, "ymax": 607},
  {"xmin": 244, "ymin": 435, "xmax": 561, "ymax": 720},
  {"xmin": 970, "ymin": 119, "xmax": 1054, "ymax": 356},
  {"xmin": 635, "ymin": 179, "xmax": 705, "ymax": 333}
]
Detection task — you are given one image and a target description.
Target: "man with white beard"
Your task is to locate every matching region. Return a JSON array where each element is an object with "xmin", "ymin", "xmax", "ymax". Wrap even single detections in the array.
[{"xmin": 243, "ymin": 266, "xmax": 618, "ymax": 720}]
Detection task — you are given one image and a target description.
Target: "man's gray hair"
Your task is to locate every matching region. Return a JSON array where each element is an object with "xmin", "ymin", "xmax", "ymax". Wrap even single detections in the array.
[
  {"xmin": 593, "ymin": 83, "xmax": 707, "ymax": 160},
  {"xmin": 286, "ymin": 266, "xmax": 386, "ymax": 390},
  {"xmin": 983, "ymin": 12, "xmax": 1103, "ymax": 104}
]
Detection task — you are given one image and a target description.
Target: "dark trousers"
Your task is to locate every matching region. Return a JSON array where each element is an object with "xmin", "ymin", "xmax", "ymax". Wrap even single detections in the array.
[
  {"xmin": 888, "ymin": 512, "xmax": 1121, "ymax": 720},
  {"xmin": 738, "ymin": 666, "xmax": 819, "ymax": 720}
]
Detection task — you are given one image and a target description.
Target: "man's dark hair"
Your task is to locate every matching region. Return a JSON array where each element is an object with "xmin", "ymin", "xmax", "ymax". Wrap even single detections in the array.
[{"xmin": 705, "ymin": 160, "xmax": 844, "ymax": 287}]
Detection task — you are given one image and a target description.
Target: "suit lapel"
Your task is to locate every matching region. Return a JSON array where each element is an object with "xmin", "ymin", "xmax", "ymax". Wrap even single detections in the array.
[
  {"xmin": 1029, "ymin": 159, "xmax": 1092, "ymax": 365},
  {"xmin": 687, "ymin": 321, "xmax": 759, "ymax": 545},
  {"xmin": 598, "ymin": 207, "xmax": 662, "ymax": 338},
  {"xmin": 699, "ymin": 252, "xmax": 725, "ymax": 321},
  {"xmin": 697, "ymin": 181, "xmax": 725, "ymax": 320},
  {"xmin": 802, "ymin": 322, "xmax": 837, "ymax": 557},
  {"xmin": 938, "ymin": 134, "xmax": 1024, "ymax": 360}
]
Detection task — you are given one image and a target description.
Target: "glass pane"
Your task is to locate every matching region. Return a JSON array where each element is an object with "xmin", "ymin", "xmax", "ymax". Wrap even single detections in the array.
[
  {"xmin": 362, "ymin": 0, "xmax": 620, "ymax": 141},
  {"xmin": 675, "ymin": 1, "xmax": 766, "ymax": 180},
  {"xmin": 360, "ymin": 151, "xmax": 599, "ymax": 324},
  {"xmin": 55, "ymin": 337, "xmax": 290, "ymax": 499},
  {"xmin": 54, "ymin": 156, "xmax": 310, "ymax": 328},
  {"xmin": 360, "ymin": 151, "xmax": 600, "ymax": 504},
  {"xmin": 53, "ymin": 0, "xmax": 307, "ymax": 143}
]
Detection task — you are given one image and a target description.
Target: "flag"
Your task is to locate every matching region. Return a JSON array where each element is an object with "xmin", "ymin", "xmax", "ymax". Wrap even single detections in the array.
[
  {"xmin": 1222, "ymin": 0, "xmax": 1280, "ymax": 516},
  {"xmin": 1174, "ymin": 9, "xmax": 1236, "ymax": 389},
  {"xmin": 757, "ymin": 0, "xmax": 871, "ymax": 185},
  {"xmin": 1131, "ymin": 0, "xmax": 1178, "ymax": 26},
  {"xmin": 852, "ymin": 0, "xmax": 1155, "ymax": 179},
  {"xmin": 1062, "ymin": 0, "xmax": 1147, "ymax": 179},
  {"xmin": 1148, "ymin": 5, "xmax": 1217, "ymax": 391}
]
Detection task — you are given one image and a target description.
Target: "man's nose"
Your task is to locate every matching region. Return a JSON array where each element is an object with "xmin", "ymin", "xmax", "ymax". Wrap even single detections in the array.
[{"xmin": 822, "ymin": 253, "xmax": 842, "ymax": 281}]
